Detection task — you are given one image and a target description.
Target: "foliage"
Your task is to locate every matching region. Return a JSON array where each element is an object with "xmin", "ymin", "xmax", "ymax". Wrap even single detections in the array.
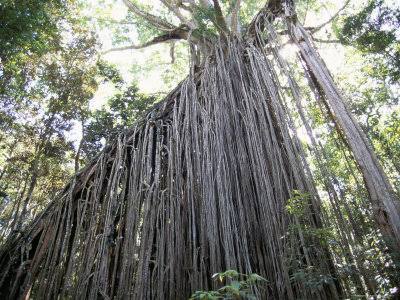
[
  {"xmin": 1, "ymin": 0, "xmax": 400, "ymax": 299},
  {"xmin": 333, "ymin": 0, "xmax": 400, "ymax": 192},
  {"xmin": 190, "ymin": 270, "xmax": 267, "ymax": 300},
  {"xmin": 290, "ymin": 266, "xmax": 336, "ymax": 292},
  {"xmin": 81, "ymin": 83, "xmax": 157, "ymax": 161},
  {"xmin": 285, "ymin": 190, "xmax": 310, "ymax": 217},
  {"xmin": 0, "ymin": 0, "xmax": 67, "ymax": 59},
  {"xmin": 0, "ymin": 0, "xmax": 101, "ymax": 237},
  {"xmin": 335, "ymin": 0, "xmax": 400, "ymax": 82},
  {"xmin": 97, "ymin": 60, "xmax": 124, "ymax": 87}
]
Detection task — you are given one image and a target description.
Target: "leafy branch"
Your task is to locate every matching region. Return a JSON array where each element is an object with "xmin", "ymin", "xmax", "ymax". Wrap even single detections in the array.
[{"xmin": 190, "ymin": 270, "xmax": 267, "ymax": 300}]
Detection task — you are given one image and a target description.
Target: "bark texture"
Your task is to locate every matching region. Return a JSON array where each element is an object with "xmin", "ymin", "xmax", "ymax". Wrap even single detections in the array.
[
  {"xmin": 288, "ymin": 20, "xmax": 400, "ymax": 248},
  {"xmin": 0, "ymin": 40, "xmax": 341, "ymax": 299},
  {"xmin": 1, "ymin": 1, "xmax": 399, "ymax": 299}
]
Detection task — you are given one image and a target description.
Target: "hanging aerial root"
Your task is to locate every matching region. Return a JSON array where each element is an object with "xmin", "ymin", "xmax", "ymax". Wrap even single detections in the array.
[{"xmin": 0, "ymin": 37, "xmax": 342, "ymax": 299}]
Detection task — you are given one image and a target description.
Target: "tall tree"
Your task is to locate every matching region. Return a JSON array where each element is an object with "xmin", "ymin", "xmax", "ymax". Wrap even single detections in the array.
[
  {"xmin": 0, "ymin": 0, "xmax": 100, "ymax": 238},
  {"xmin": 0, "ymin": 0, "xmax": 399, "ymax": 299},
  {"xmin": 285, "ymin": 0, "xmax": 400, "ymax": 249},
  {"xmin": 80, "ymin": 82, "xmax": 157, "ymax": 163},
  {"xmin": 334, "ymin": 0, "xmax": 400, "ymax": 183}
]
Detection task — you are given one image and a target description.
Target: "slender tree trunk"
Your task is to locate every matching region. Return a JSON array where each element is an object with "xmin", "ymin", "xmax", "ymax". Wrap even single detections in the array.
[
  {"xmin": 74, "ymin": 139, "xmax": 83, "ymax": 173},
  {"xmin": 14, "ymin": 158, "xmax": 40, "ymax": 232},
  {"xmin": 7, "ymin": 174, "xmax": 28, "ymax": 236},
  {"xmin": 13, "ymin": 114, "xmax": 57, "ymax": 232},
  {"xmin": 74, "ymin": 119, "xmax": 85, "ymax": 173},
  {"xmin": 288, "ymin": 21, "xmax": 400, "ymax": 248}
]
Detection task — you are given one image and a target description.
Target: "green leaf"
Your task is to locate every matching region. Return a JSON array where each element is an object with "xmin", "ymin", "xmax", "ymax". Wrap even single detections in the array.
[
  {"xmin": 248, "ymin": 273, "xmax": 268, "ymax": 283},
  {"xmin": 221, "ymin": 269, "xmax": 239, "ymax": 279}
]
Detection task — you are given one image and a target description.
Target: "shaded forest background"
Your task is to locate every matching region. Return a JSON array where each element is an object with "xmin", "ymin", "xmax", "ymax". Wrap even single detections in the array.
[{"xmin": 0, "ymin": 0, "xmax": 399, "ymax": 297}]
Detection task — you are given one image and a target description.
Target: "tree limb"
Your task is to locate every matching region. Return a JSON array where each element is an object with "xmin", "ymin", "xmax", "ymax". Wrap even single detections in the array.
[
  {"xmin": 122, "ymin": 0, "xmax": 176, "ymax": 31},
  {"xmin": 310, "ymin": 0, "xmax": 350, "ymax": 33},
  {"xmin": 212, "ymin": 0, "xmax": 229, "ymax": 34},
  {"xmin": 102, "ymin": 27, "xmax": 189, "ymax": 54},
  {"xmin": 247, "ymin": 0, "xmax": 350, "ymax": 38},
  {"xmin": 230, "ymin": 0, "xmax": 241, "ymax": 35},
  {"xmin": 246, "ymin": 0, "xmax": 283, "ymax": 38},
  {"xmin": 170, "ymin": 41, "xmax": 176, "ymax": 64},
  {"xmin": 89, "ymin": 17, "xmax": 137, "ymax": 26},
  {"xmin": 312, "ymin": 37, "xmax": 341, "ymax": 44},
  {"xmin": 159, "ymin": 0, "xmax": 196, "ymax": 29}
]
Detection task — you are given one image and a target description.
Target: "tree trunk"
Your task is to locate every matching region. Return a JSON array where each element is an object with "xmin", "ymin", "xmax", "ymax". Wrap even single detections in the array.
[
  {"xmin": 14, "ymin": 158, "xmax": 40, "ymax": 233},
  {"xmin": 288, "ymin": 21, "xmax": 400, "ymax": 248},
  {"xmin": 74, "ymin": 133, "xmax": 84, "ymax": 173},
  {"xmin": 0, "ymin": 40, "xmax": 342, "ymax": 299}
]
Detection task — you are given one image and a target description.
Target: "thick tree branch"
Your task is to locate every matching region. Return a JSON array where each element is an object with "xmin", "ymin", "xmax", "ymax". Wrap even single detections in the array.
[
  {"xmin": 103, "ymin": 26, "xmax": 189, "ymax": 54},
  {"xmin": 230, "ymin": 0, "xmax": 241, "ymax": 35},
  {"xmin": 170, "ymin": 41, "xmax": 176, "ymax": 64},
  {"xmin": 90, "ymin": 17, "xmax": 136, "ymax": 26},
  {"xmin": 310, "ymin": 0, "xmax": 350, "ymax": 33},
  {"xmin": 212, "ymin": 0, "xmax": 230, "ymax": 34},
  {"xmin": 122, "ymin": 0, "xmax": 176, "ymax": 31},
  {"xmin": 248, "ymin": 0, "xmax": 345, "ymax": 38},
  {"xmin": 246, "ymin": 0, "xmax": 283, "ymax": 38},
  {"xmin": 159, "ymin": 0, "xmax": 196, "ymax": 29},
  {"xmin": 312, "ymin": 38, "xmax": 341, "ymax": 44}
]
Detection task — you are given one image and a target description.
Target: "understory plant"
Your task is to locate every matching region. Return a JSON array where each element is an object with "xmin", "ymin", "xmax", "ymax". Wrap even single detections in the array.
[{"xmin": 190, "ymin": 270, "xmax": 267, "ymax": 300}]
